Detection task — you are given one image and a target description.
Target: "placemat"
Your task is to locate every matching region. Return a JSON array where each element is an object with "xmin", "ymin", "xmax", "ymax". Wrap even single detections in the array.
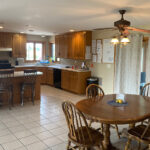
[{"xmin": 107, "ymin": 100, "xmax": 128, "ymax": 107}]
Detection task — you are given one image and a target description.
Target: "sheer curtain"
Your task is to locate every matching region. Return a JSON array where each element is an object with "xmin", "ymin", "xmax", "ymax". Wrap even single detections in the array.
[
  {"xmin": 114, "ymin": 34, "xmax": 143, "ymax": 94},
  {"xmin": 145, "ymin": 38, "xmax": 150, "ymax": 83}
]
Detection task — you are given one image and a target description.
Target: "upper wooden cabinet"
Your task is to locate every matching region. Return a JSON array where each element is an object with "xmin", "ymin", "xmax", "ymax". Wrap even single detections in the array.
[
  {"xmin": 12, "ymin": 34, "xmax": 26, "ymax": 58},
  {"xmin": 0, "ymin": 32, "xmax": 13, "ymax": 48},
  {"xmin": 55, "ymin": 31, "xmax": 92, "ymax": 60}
]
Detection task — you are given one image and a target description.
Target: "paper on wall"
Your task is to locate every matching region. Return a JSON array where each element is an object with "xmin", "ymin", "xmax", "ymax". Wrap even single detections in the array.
[
  {"xmin": 92, "ymin": 55, "xmax": 97, "ymax": 62},
  {"xmin": 92, "ymin": 40, "xmax": 96, "ymax": 53}
]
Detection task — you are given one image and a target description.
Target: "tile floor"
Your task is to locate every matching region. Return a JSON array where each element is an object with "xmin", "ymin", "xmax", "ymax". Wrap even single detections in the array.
[{"xmin": 0, "ymin": 86, "xmax": 147, "ymax": 150}]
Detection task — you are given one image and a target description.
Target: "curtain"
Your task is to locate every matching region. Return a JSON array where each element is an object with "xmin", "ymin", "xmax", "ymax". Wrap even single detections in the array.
[
  {"xmin": 145, "ymin": 38, "xmax": 150, "ymax": 83},
  {"xmin": 114, "ymin": 34, "xmax": 143, "ymax": 94}
]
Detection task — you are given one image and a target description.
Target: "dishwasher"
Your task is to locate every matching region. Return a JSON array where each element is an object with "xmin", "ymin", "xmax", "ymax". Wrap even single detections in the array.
[{"xmin": 53, "ymin": 68, "xmax": 61, "ymax": 88}]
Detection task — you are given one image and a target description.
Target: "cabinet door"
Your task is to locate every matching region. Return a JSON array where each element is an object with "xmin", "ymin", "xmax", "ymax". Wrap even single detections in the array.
[
  {"xmin": 47, "ymin": 68, "xmax": 53, "ymax": 85},
  {"xmin": 70, "ymin": 71, "xmax": 78, "ymax": 93},
  {"xmin": 0, "ymin": 32, "xmax": 13, "ymax": 48},
  {"xmin": 12, "ymin": 34, "xmax": 20, "ymax": 57},
  {"xmin": 68, "ymin": 33, "xmax": 74, "ymax": 59},
  {"xmin": 55, "ymin": 35, "xmax": 60, "ymax": 58},
  {"xmin": 61, "ymin": 70, "xmax": 70, "ymax": 90},
  {"xmin": 37, "ymin": 67, "xmax": 47, "ymax": 84},
  {"xmin": 19, "ymin": 34, "xmax": 26, "ymax": 58},
  {"xmin": 73, "ymin": 32, "xmax": 85, "ymax": 59}
]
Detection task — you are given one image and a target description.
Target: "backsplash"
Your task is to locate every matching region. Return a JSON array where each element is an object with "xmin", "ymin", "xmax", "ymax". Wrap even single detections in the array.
[{"xmin": 60, "ymin": 58, "xmax": 91, "ymax": 69}]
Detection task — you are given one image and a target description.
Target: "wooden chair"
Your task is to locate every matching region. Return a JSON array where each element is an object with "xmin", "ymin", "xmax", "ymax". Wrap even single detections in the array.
[
  {"xmin": 125, "ymin": 120, "xmax": 150, "ymax": 150},
  {"xmin": 140, "ymin": 83, "xmax": 150, "ymax": 124},
  {"xmin": 86, "ymin": 84, "xmax": 121, "ymax": 139},
  {"xmin": 21, "ymin": 69, "xmax": 37, "ymax": 106},
  {"xmin": 141, "ymin": 83, "xmax": 150, "ymax": 97},
  {"xmin": 62, "ymin": 101, "xmax": 104, "ymax": 150},
  {"xmin": 0, "ymin": 69, "xmax": 14, "ymax": 110}
]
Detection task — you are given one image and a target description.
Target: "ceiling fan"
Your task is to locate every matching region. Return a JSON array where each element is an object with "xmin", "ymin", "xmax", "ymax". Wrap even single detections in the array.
[
  {"xmin": 94, "ymin": 9, "xmax": 150, "ymax": 45},
  {"xmin": 95, "ymin": 9, "xmax": 150, "ymax": 35}
]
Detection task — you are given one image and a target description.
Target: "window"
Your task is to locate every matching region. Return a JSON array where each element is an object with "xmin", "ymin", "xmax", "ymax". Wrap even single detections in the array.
[{"xmin": 26, "ymin": 42, "xmax": 44, "ymax": 61}]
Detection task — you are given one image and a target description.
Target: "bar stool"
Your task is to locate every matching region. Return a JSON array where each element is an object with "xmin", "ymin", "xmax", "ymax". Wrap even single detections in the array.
[
  {"xmin": 21, "ymin": 69, "xmax": 37, "ymax": 106},
  {"xmin": 0, "ymin": 69, "xmax": 14, "ymax": 110}
]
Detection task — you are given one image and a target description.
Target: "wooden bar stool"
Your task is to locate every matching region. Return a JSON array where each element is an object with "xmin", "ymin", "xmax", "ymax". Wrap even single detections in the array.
[
  {"xmin": 0, "ymin": 69, "xmax": 14, "ymax": 110},
  {"xmin": 21, "ymin": 69, "xmax": 37, "ymax": 106}
]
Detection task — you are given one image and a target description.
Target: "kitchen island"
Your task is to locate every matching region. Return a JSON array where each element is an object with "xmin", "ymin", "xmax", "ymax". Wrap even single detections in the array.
[{"xmin": 2, "ymin": 71, "xmax": 42, "ymax": 105}]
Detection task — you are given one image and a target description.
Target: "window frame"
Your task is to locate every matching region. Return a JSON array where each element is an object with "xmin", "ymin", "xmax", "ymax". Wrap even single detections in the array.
[{"xmin": 25, "ymin": 41, "xmax": 45, "ymax": 62}]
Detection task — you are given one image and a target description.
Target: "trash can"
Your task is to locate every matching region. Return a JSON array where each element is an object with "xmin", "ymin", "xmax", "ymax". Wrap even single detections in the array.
[{"xmin": 87, "ymin": 77, "xmax": 99, "ymax": 86}]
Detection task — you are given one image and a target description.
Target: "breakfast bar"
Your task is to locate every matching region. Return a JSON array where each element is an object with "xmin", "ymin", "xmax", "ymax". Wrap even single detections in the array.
[{"xmin": 1, "ymin": 71, "xmax": 42, "ymax": 105}]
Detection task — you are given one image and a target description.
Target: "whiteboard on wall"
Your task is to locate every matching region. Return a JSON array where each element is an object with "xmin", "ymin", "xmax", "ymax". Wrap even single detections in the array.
[{"xmin": 102, "ymin": 39, "xmax": 114, "ymax": 63}]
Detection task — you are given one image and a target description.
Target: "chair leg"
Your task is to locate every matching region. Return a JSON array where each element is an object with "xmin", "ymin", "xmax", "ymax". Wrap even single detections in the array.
[
  {"xmin": 98, "ymin": 141, "xmax": 104, "ymax": 150},
  {"xmin": 115, "ymin": 124, "xmax": 120, "ymax": 139},
  {"xmin": 67, "ymin": 140, "xmax": 71, "ymax": 150},
  {"xmin": 8, "ymin": 91, "xmax": 11, "ymax": 110},
  {"xmin": 32, "ymin": 86, "xmax": 35, "ymax": 105},
  {"xmin": 149, "ymin": 144, "xmax": 150, "ymax": 150},
  {"xmin": 101, "ymin": 123, "xmax": 104, "ymax": 133},
  {"xmin": 21, "ymin": 86, "xmax": 24, "ymax": 106},
  {"xmin": 138, "ymin": 141, "xmax": 141, "ymax": 150},
  {"xmin": 125, "ymin": 138, "xmax": 131, "ymax": 150},
  {"xmin": 89, "ymin": 120, "xmax": 93, "ymax": 127}
]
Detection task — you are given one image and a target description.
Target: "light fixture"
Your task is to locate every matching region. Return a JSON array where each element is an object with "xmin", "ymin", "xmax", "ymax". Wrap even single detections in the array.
[
  {"xmin": 20, "ymin": 32, "xmax": 24, "ymax": 34},
  {"xmin": 69, "ymin": 29, "xmax": 75, "ymax": 32},
  {"xmin": 41, "ymin": 35, "xmax": 45, "ymax": 38},
  {"xmin": 111, "ymin": 37, "xmax": 119, "ymax": 45},
  {"xmin": 121, "ymin": 36, "xmax": 130, "ymax": 45},
  {"xmin": 0, "ymin": 25, "xmax": 4, "ymax": 29},
  {"xmin": 111, "ymin": 35, "xmax": 130, "ymax": 45}
]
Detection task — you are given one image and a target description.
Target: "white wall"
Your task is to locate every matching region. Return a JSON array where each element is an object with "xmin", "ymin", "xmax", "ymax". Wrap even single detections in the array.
[{"xmin": 92, "ymin": 29, "xmax": 119, "ymax": 94}]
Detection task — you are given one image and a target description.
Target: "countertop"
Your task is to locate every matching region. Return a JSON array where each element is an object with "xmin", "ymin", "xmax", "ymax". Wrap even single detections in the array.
[
  {"xmin": 15, "ymin": 64, "xmax": 91, "ymax": 73},
  {"xmin": 14, "ymin": 71, "xmax": 43, "ymax": 77}
]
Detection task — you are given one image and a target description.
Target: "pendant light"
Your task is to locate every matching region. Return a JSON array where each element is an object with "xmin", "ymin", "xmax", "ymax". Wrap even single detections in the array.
[
  {"xmin": 121, "ymin": 36, "xmax": 130, "ymax": 45},
  {"xmin": 111, "ymin": 37, "xmax": 119, "ymax": 45}
]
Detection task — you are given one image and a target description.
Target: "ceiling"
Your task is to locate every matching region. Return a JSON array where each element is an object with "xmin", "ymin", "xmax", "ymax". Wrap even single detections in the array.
[{"xmin": 0, "ymin": 0, "xmax": 150, "ymax": 35}]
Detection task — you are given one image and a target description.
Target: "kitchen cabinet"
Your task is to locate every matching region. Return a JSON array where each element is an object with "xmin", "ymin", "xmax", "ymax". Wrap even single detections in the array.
[
  {"xmin": 46, "ymin": 68, "xmax": 53, "ymax": 85},
  {"xmin": 36, "ymin": 67, "xmax": 47, "ymax": 84},
  {"xmin": 55, "ymin": 31, "xmax": 92, "ymax": 60},
  {"xmin": 12, "ymin": 34, "xmax": 26, "ymax": 58},
  {"xmin": 61, "ymin": 70, "xmax": 91, "ymax": 94},
  {"xmin": 0, "ymin": 32, "xmax": 13, "ymax": 48}
]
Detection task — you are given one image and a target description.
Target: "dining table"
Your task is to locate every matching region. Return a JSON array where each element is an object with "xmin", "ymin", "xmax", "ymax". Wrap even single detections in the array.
[{"xmin": 76, "ymin": 94, "xmax": 150, "ymax": 150}]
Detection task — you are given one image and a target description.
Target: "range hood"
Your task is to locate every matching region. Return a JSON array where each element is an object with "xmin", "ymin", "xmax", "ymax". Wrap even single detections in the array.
[{"xmin": 0, "ymin": 48, "xmax": 12, "ymax": 51}]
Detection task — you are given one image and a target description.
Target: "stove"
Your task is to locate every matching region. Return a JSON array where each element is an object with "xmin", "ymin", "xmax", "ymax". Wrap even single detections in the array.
[{"xmin": 0, "ymin": 60, "xmax": 14, "ymax": 69}]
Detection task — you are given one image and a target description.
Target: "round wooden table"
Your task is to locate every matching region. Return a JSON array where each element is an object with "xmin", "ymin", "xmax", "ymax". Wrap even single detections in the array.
[{"xmin": 76, "ymin": 94, "xmax": 150, "ymax": 150}]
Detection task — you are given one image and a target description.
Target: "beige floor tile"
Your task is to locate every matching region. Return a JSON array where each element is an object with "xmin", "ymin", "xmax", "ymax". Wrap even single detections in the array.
[
  {"xmin": 57, "ymin": 133, "xmax": 68, "ymax": 142},
  {"xmin": 14, "ymin": 130, "xmax": 33, "ymax": 139},
  {"xmin": 8, "ymin": 125, "xmax": 26, "ymax": 133},
  {"xmin": 26, "ymin": 141, "xmax": 48, "ymax": 150},
  {"xmin": 35, "ymin": 131, "xmax": 53, "ymax": 140},
  {"xmin": 51, "ymin": 142, "xmax": 67, "ymax": 150},
  {"xmin": 20, "ymin": 135, "xmax": 40, "ymax": 145},
  {"xmin": 2, "ymin": 140, "xmax": 23, "ymax": 150},
  {"xmin": 43, "ymin": 137, "xmax": 63, "ymax": 147},
  {"xmin": 0, "ymin": 145, "xmax": 4, "ymax": 150},
  {"xmin": 0, "ymin": 134, "xmax": 17, "ymax": 144},
  {"xmin": 29, "ymin": 126, "xmax": 46, "ymax": 134},
  {"xmin": 0, "ymin": 129, "xmax": 11, "ymax": 137},
  {"xmin": 15, "ymin": 147, "xmax": 27, "ymax": 150},
  {"xmin": 49, "ymin": 127, "xmax": 68, "ymax": 136},
  {"xmin": 43, "ymin": 123, "xmax": 59, "ymax": 130}
]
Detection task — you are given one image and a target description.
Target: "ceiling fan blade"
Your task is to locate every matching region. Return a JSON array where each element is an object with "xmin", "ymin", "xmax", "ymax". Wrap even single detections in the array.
[
  {"xmin": 93, "ymin": 27, "xmax": 117, "ymax": 30},
  {"xmin": 126, "ymin": 26, "xmax": 150, "ymax": 33}
]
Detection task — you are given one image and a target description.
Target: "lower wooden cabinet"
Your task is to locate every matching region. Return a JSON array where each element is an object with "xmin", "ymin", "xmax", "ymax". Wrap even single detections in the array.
[
  {"xmin": 61, "ymin": 70, "xmax": 91, "ymax": 94},
  {"xmin": 36, "ymin": 67, "xmax": 47, "ymax": 84},
  {"xmin": 46, "ymin": 68, "xmax": 53, "ymax": 86}
]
